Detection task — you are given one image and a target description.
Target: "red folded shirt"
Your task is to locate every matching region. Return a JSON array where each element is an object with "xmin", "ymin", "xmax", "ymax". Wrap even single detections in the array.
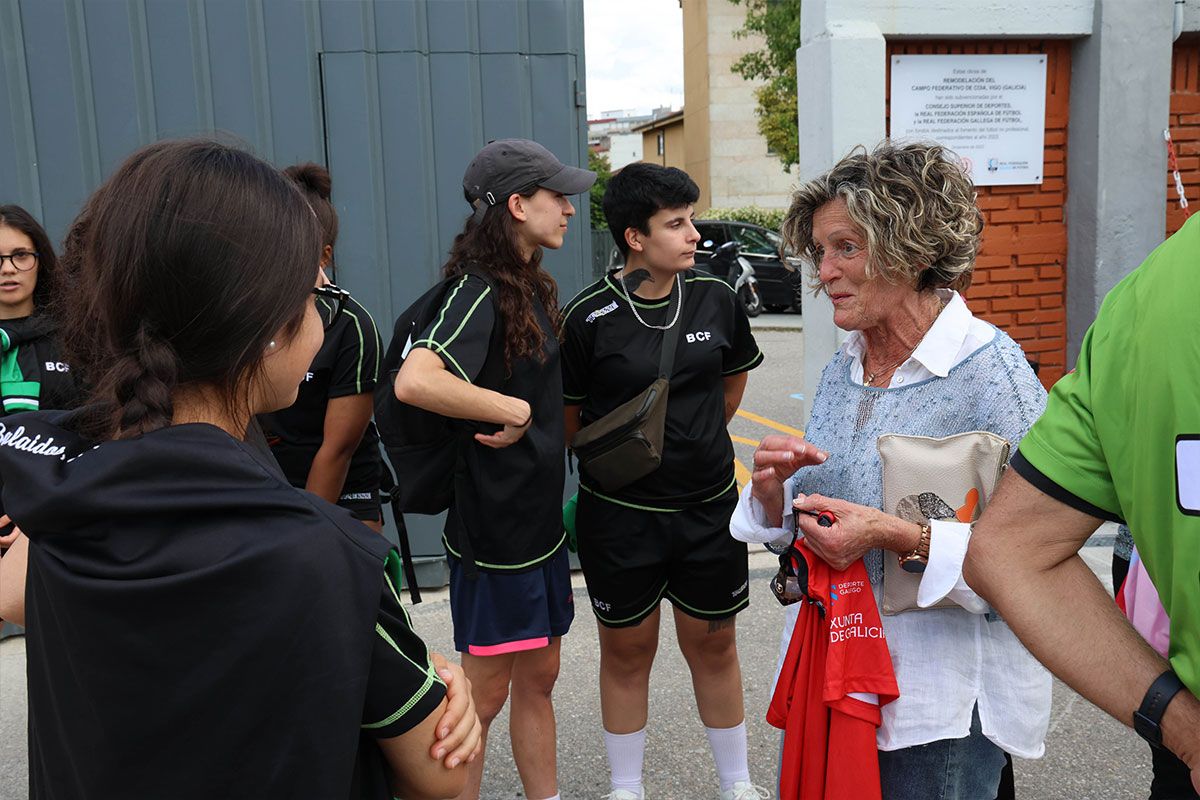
[{"xmin": 767, "ymin": 541, "xmax": 900, "ymax": 800}]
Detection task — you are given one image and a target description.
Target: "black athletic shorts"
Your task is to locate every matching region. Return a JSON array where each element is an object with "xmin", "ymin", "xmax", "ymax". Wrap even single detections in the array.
[
  {"xmin": 574, "ymin": 486, "xmax": 749, "ymax": 628},
  {"xmin": 338, "ymin": 486, "xmax": 382, "ymax": 523}
]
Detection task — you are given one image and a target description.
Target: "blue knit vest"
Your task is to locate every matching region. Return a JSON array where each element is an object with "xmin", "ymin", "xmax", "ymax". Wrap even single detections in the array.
[{"xmin": 792, "ymin": 327, "xmax": 1047, "ymax": 583}]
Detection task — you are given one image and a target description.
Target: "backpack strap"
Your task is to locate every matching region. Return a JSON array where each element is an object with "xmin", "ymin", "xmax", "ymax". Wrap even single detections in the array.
[
  {"xmin": 378, "ymin": 460, "xmax": 422, "ymax": 604},
  {"xmin": 658, "ymin": 274, "xmax": 686, "ymax": 379}
]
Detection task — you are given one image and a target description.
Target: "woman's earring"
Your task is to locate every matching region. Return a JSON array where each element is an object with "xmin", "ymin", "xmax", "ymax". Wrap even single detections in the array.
[{"xmin": 268, "ymin": 340, "xmax": 276, "ymax": 349}]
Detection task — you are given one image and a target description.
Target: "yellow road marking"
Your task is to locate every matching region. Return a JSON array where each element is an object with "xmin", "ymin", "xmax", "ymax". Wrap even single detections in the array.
[
  {"xmin": 734, "ymin": 458, "xmax": 751, "ymax": 490},
  {"xmin": 735, "ymin": 409, "xmax": 805, "ymax": 438},
  {"xmin": 730, "ymin": 435, "xmax": 760, "ymax": 447}
]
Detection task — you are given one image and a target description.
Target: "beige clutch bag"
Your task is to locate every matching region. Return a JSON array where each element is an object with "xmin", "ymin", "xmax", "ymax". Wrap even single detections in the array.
[{"xmin": 877, "ymin": 431, "xmax": 1010, "ymax": 615}]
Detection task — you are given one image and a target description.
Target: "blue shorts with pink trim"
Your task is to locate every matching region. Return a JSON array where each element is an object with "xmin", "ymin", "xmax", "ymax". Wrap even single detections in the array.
[{"xmin": 447, "ymin": 545, "xmax": 574, "ymax": 656}]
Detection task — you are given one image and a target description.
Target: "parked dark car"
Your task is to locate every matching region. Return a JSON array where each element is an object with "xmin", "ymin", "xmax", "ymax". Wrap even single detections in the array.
[{"xmin": 693, "ymin": 220, "xmax": 803, "ymax": 313}]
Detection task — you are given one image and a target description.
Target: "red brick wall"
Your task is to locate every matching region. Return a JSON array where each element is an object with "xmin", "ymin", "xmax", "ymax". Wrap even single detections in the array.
[
  {"xmin": 1168, "ymin": 38, "xmax": 1200, "ymax": 236},
  {"xmin": 886, "ymin": 41, "xmax": 1070, "ymax": 386}
]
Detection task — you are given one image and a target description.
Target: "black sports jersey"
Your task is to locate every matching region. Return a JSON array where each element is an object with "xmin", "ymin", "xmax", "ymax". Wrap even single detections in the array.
[
  {"xmin": 0, "ymin": 315, "xmax": 81, "ymax": 416},
  {"xmin": 561, "ymin": 269, "xmax": 763, "ymax": 508},
  {"xmin": 413, "ymin": 273, "xmax": 566, "ymax": 571},
  {"xmin": 260, "ymin": 294, "xmax": 383, "ymax": 494},
  {"xmin": 0, "ymin": 410, "xmax": 443, "ymax": 800}
]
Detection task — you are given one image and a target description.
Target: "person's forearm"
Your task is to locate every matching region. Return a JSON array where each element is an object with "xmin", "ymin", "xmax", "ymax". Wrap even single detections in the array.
[
  {"xmin": 873, "ymin": 513, "xmax": 922, "ymax": 554},
  {"xmin": 395, "ymin": 360, "xmax": 525, "ymax": 426},
  {"xmin": 305, "ymin": 447, "xmax": 354, "ymax": 504},
  {"xmin": 965, "ymin": 474, "xmax": 1200, "ymax": 768},
  {"xmin": 0, "ymin": 533, "xmax": 28, "ymax": 626},
  {"xmin": 971, "ymin": 544, "xmax": 1200, "ymax": 758},
  {"xmin": 723, "ymin": 373, "xmax": 748, "ymax": 423}
]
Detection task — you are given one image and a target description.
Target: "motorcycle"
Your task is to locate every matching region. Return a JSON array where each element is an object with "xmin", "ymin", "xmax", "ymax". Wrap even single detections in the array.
[{"xmin": 704, "ymin": 240, "xmax": 763, "ymax": 317}]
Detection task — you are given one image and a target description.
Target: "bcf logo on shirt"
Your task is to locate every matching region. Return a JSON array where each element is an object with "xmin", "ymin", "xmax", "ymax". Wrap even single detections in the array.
[
  {"xmin": 686, "ymin": 331, "xmax": 712, "ymax": 343},
  {"xmin": 44, "ymin": 362, "xmax": 70, "ymax": 373}
]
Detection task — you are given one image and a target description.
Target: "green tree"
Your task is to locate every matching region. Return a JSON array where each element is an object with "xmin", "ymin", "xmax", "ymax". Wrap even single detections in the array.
[
  {"xmin": 588, "ymin": 151, "xmax": 612, "ymax": 230},
  {"xmin": 729, "ymin": 0, "xmax": 801, "ymax": 171}
]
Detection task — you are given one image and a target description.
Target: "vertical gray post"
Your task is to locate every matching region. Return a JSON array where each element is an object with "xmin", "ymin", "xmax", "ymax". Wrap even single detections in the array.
[
  {"xmin": 795, "ymin": 14, "xmax": 887, "ymax": 423},
  {"xmin": 1066, "ymin": 0, "xmax": 1173, "ymax": 364}
]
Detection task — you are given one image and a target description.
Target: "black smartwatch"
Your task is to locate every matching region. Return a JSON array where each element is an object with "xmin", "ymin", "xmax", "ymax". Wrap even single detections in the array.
[{"xmin": 1133, "ymin": 670, "xmax": 1186, "ymax": 748}]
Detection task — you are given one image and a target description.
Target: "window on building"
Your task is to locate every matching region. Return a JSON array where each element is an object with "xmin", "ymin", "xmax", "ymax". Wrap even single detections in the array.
[{"xmin": 657, "ymin": 131, "xmax": 665, "ymax": 156}]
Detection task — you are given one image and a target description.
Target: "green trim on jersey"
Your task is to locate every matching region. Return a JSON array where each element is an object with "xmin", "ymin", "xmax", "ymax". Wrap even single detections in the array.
[
  {"xmin": 363, "ymin": 555, "xmax": 445, "ymax": 731},
  {"xmin": 438, "ymin": 286, "xmax": 492, "ymax": 352},
  {"xmin": 722, "ymin": 349, "xmax": 765, "ymax": 376},
  {"xmin": 593, "ymin": 582, "xmax": 669, "ymax": 625},
  {"xmin": 561, "ymin": 283, "xmax": 613, "ymax": 324},
  {"xmin": 665, "ymin": 589, "xmax": 749, "ymax": 618},
  {"xmin": 442, "ymin": 530, "xmax": 567, "ymax": 570},
  {"xmin": 426, "ymin": 276, "xmax": 470, "ymax": 344},
  {"xmin": 413, "ymin": 277, "xmax": 492, "ymax": 383},
  {"xmin": 579, "ymin": 475, "xmax": 737, "ymax": 513}
]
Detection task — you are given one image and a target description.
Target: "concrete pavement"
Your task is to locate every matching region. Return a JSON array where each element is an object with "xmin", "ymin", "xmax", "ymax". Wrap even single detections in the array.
[{"xmin": 0, "ymin": 545, "xmax": 1154, "ymax": 799}]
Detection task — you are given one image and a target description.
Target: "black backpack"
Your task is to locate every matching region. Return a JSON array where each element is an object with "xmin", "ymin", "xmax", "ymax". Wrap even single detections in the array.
[{"xmin": 374, "ymin": 268, "xmax": 504, "ymax": 513}]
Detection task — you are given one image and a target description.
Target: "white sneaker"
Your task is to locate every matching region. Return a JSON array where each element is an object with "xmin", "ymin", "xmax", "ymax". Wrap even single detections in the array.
[
  {"xmin": 720, "ymin": 782, "xmax": 771, "ymax": 800},
  {"xmin": 601, "ymin": 791, "xmax": 644, "ymax": 800}
]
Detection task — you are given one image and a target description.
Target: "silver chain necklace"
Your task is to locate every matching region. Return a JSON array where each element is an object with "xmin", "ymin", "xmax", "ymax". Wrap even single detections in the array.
[{"xmin": 618, "ymin": 272, "xmax": 682, "ymax": 331}]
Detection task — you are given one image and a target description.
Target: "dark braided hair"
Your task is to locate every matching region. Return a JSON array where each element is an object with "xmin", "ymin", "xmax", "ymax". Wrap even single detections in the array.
[{"xmin": 57, "ymin": 139, "xmax": 322, "ymax": 440}]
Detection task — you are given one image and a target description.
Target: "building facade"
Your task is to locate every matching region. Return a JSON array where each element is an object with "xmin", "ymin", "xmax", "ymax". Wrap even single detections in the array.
[
  {"xmin": 587, "ymin": 110, "xmax": 651, "ymax": 170},
  {"xmin": 0, "ymin": 0, "xmax": 590, "ymax": 585},
  {"xmin": 635, "ymin": 108, "xmax": 686, "ymax": 169},
  {"xmin": 682, "ymin": 0, "xmax": 795, "ymax": 212},
  {"xmin": 794, "ymin": 0, "xmax": 1189, "ymax": 421}
]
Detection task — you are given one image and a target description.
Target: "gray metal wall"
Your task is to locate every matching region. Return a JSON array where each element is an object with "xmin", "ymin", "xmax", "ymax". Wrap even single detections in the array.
[{"xmin": 0, "ymin": 0, "xmax": 591, "ymax": 582}]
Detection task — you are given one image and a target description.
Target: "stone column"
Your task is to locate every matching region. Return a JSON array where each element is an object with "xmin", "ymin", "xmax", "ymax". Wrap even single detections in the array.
[
  {"xmin": 1066, "ymin": 0, "xmax": 1173, "ymax": 364},
  {"xmin": 795, "ymin": 17, "xmax": 887, "ymax": 422}
]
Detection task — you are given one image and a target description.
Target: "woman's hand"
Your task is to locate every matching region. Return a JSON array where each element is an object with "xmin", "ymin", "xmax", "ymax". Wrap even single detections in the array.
[
  {"xmin": 794, "ymin": 494, "xmax": 921, "ymax": 572},
  {"xmin": 750, "ymin": 436, "xmax": 828, "ymax": 527},
  {"xmin": 429, "ymin": 652, "xmax": 483, "ymax": 768},
  {"xmin": 474, "ymin": 397, "xmax": 532, "ymax": 449},
  {"xmin": 0, "ymin": 515, "xmax": 18, "ymax": 549}
]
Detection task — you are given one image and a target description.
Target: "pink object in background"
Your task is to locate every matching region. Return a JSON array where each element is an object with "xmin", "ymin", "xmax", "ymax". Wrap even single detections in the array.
[{"xmin": 1117, "ymin": 549, "xmax": 1171, "ymax": 658}]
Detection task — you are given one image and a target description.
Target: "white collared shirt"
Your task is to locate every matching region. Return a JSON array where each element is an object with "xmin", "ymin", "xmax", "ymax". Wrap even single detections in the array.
[
  {"xmin": 843, "ymin": 289, "xmax": 996, "ymax": 387},
  {"xmin": 730, "ymin": 289, "xmax": 1050, "ymax": 757}
]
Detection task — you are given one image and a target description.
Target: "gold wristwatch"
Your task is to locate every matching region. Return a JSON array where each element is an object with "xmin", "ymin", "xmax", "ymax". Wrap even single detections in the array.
[{"xmin": 898, "ymin": 523, "xmax": 931, "ymax": 574}]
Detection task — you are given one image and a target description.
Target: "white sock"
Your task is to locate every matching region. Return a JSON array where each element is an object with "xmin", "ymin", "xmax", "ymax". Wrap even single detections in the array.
[
  {"xmin": 604, "ymin": 727, "xmax": 647, "ymax": 796},
  {"xmin": 706, "ymin": 721, "xmax": 751, "ymax": 792},
  {"xmin": 531, "ymin": 795, "xmax": 561, "ymax": 800}
]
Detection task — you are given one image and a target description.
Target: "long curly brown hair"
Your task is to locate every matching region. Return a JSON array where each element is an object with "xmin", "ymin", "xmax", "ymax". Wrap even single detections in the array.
[{"xmin": 443, "ymin": 198, "xmax": 561, "ymax": 370}]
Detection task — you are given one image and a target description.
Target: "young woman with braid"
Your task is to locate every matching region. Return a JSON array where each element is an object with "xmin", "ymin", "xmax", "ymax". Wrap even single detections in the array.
[{"xmin": 0, "ymin": 139, "xmax": 480, "ymax": 800}]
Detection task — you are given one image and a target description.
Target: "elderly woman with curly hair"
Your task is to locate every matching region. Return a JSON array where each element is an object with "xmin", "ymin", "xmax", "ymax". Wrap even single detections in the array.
[{"xmin": 731, "ymin": 141, "xmax": 1052, "ymax": 799}]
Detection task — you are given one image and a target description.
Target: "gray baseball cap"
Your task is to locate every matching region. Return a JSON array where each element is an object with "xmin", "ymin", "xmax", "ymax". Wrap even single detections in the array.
[{"xmin": 462, "ymin": 139, "xmax": 596, "ymax": 216}]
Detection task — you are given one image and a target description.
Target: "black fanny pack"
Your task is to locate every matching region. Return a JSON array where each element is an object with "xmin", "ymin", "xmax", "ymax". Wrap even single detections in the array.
[{"xmin": 570, "ymin": 275, "xmax": 683, "ymax": 493}]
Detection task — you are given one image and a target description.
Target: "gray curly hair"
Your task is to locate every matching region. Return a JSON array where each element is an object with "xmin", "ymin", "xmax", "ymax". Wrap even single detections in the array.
[{"xmin": 782, "ymin": 141, "xmax": 984, "ymax": 292}]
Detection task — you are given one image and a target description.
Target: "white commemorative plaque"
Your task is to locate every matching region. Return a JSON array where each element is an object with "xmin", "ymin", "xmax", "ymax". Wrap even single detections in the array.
[{"xmin": 890, "ymin": 54, "xmax": 1047, "ymax": 186}]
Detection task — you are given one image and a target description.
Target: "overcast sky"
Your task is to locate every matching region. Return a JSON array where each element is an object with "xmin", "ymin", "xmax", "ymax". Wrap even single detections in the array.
[{"xmin": 583, "ymin": 0, "xmax": 685, "ymax": 119}]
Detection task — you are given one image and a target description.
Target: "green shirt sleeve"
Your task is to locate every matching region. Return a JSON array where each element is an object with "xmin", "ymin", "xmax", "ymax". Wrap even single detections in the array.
[{"xmin": 1012, "ymin": 321, "xmax": 1123, "ymax": 521}]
